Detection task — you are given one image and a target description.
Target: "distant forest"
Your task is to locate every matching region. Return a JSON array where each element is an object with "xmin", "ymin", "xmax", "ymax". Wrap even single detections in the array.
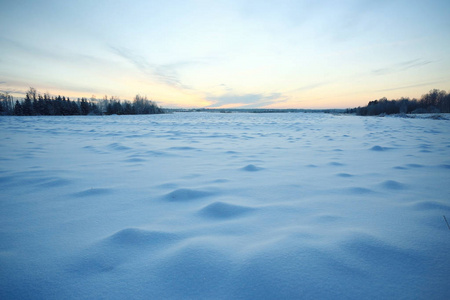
[
  {"xmin": 347, "ymin": 89, "xmax": 450, "ymax": 116},
  {"xmin": 0, "ymin": 88, "xmax": 164, "ymax": 116},
  {"xmin": 2, "ymin": 87, "xmax": 449, "ymax": 117}
]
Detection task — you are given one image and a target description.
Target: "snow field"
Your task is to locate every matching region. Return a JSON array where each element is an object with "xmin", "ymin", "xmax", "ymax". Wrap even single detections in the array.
[{"xmin": 0, "ymin": 113, "xmax": 449, "ymax": 299}]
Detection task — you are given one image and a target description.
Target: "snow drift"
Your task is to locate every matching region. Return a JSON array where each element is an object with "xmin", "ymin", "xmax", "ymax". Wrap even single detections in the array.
[{"xmin": 0, "ymin": 113, "xmax": 449, "ymax": 299}]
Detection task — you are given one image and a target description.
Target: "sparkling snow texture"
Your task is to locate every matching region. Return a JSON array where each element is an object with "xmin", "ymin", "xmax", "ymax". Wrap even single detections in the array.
[{"xmin": 1, "ymin": 113, "xmax": 449, "ymax": 299}]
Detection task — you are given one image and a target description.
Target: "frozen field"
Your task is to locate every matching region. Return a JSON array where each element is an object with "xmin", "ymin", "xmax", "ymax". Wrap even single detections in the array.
[{"xmin": 0, "ymin": 112, "xmax": 449, "ymax": 299}]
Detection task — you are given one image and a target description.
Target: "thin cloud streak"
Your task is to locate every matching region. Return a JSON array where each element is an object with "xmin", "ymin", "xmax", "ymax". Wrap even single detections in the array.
[
  {"xmin": 372, "ymin": 58, "xmax": 432, "ymax": 76},
  {"xmin": 109, "ymin": 45, "xmax": 193, "ymax": 90},
  {"xmin": 293, "ymin": 81, "xmax": 331, "ymax": 92},
  {"xmin": 374, "ymin": 80, "xmax": 445, "ymax": 93},
  {"xmin": 206, "ymin": 92, "xmax": 285, "ymax": 108},
  {"xmin": 0, "ymin": 88, "xmax": 27, "ymax": 95},
  {"xmin": 0, "ymin": 37, "xmax": 107, "ymax": 66}
]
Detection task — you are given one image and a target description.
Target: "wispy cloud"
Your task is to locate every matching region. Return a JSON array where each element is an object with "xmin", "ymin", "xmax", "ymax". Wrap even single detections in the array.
[
  {"xmin": 0, "ymin": 37, "xmax": 108, "ymax": 66},
  {"xmin": 294, "ymin": 81, "xmax": 331, "ymax": 92},
  {"xmin": 372, "ymin": 58, "xmax": 432, "ymax": 76},
  {"xmin": 0, "ymin": 80, "xmax": 25, "ymax": 95},
  {"xmin": 206, "ymin": 92, "xmax": 285, "ymax": 108},
  {"xmin": 108, "ymin": 45, "xmax": 150, "ymax": 72},
  {"xmin": 109, "ymin": 45, "xmax": 195, "ymax": 90},
  {"xmin": 374, "ymin": 80, "xmax": 444, "ymax": 93},
  {"xmin": 0, "ymin": 87, "xmax": 28, "ymax": 95}
]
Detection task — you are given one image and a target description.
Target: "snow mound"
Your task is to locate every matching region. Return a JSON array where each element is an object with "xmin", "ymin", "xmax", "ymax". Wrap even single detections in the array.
[
  {"xmin": 370, "ymin": 145, "xmax": 389, "ymax": 151},
  {"xmin": 73, "ymin": 188, "xmax": 113, "ymax": 197},
  {"xmin": 380, "ymin": 180, "xmax": 406, "ymax": 190},
  {"xmin": 406, "ymin": 163, "xmax": 424, "ymax": 168},
  {"xmin": 346, "ymin": 187, "xmax": 376, "ymax": 194},
  {"xmin": 37, "ymin": 178, "xmax": 72, "ymax": 188},
  {"xmin": 69, "ymin": 228, "xmax": 179, "ymax": 275},
  {"xmin": 108, "ymin": 142, "xmax": 132, "ymax": 151},
  {"xmin": 164, "ymin": 188, "xmax": 214, "ymax": 201},
  {"xmin": 124, "ymin": 157, "xmax": 147, "ymax": 163},
  {"xmin": 409, "ymin": 200, "xmax": 450, "ymax": 211},
  {"xmin": 198, "ymin": 201, "xmax": 256, "ymax": 219},
  {"xmin": 338, "ymin": 232, "xmax": 422, "ymax": 273},
  {"xmin": 168, "ymin": 146, "xmax": 198, "ymax": 151},
  {"xmin": 337, "ymin": 173, "xmax": 353, "ymax": 177},
  {"xmin": 241, "ymin": 164, "xmax": 263, "ymax": 171},
  {"xmin": 328, "ymin": 161, "xmax": 345, "ymax": 166},
  {"xmin": 107, "ymin": 228, "xmax": 178, "ymax": 246}
]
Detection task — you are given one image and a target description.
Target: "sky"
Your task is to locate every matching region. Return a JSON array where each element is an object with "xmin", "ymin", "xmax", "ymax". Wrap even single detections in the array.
[{"xmin": 0, "ymin": 0, "xmax": 449, "ymax": 109}]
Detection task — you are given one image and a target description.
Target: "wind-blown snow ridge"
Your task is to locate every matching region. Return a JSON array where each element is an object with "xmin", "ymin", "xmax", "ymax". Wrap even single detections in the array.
[
  {"xmin": 164, "ymin": 188, "xmax": 215, "ymax": 201},
  {"xmin": 380, "ymin": 179, "xmax": 406, "ymax": 190},
  {"xmin": 199, "ymin": 201, "xmax": 256, "ymax": 219},
  {"xmin": 241, "ymin": 164, "xmax": 264, "ymax": 172},
  {"xmin": 73, "ymin": 188, "xmax": 113, "ymax": 197},
  {"xmin": 370, "ymin": 145, "xmax": 391, "ymax": 151},
  {"xmin": 107, "ymin": 228, "xmax": 178, "ymax": 246}
]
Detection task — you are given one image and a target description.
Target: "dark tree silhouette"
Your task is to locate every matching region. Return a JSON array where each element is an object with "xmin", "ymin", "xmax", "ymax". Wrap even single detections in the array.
[
  {"xmin": 348, "ymin": 89, "xmax": 450, "ymax": 116},
  {"xmin": 22, "ymin": 94, "xmax": 33, "ymax": 115},
  {"xmin": 14, "ymin": 100, "xmax": 23, "ymax": 115},
  {"xmin": 1, "ymin": 87, "xmax": 164, "ymax": 116},
  {"xmin": 0, "ymin": 92, "xmax": 14, "ymax": 115}
]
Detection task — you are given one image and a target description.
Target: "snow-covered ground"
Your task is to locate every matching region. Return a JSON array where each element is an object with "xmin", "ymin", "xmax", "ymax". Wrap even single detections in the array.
[{"xmin": 1, "ymin": 113, "xmax": 449, "ymax": 299}]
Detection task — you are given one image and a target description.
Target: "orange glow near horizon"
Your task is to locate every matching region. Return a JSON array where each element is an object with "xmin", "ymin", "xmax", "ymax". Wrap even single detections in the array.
[{"xmin": 3, "ymin": 82, "xmax": 449, "ymax": 110}]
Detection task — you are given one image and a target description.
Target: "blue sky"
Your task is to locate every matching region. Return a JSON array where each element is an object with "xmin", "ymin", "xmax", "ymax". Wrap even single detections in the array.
[{"xmin": 0, "ymin": 0, "xmax": 449, "ymax": 108}]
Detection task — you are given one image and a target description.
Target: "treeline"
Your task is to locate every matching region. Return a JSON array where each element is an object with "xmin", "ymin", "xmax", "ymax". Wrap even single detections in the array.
[
  {"xmin": 0, "ymin": 88, "xmax": 164, "ymax": 116},
  {"xmin": 347, "ymin": 89, "xmax": 450, "ymax": 116}
]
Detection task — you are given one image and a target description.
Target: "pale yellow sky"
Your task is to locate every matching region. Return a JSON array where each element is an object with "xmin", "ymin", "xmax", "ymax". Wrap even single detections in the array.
[{"xmin": 1, "ymin": 0, "xmax": 449, "ymax": 108}]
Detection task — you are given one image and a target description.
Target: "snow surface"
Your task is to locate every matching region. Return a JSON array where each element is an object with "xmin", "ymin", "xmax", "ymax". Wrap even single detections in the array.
[{"xmin": 0, "ymin": 113, "xmax": 449, "ymax": 299}]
